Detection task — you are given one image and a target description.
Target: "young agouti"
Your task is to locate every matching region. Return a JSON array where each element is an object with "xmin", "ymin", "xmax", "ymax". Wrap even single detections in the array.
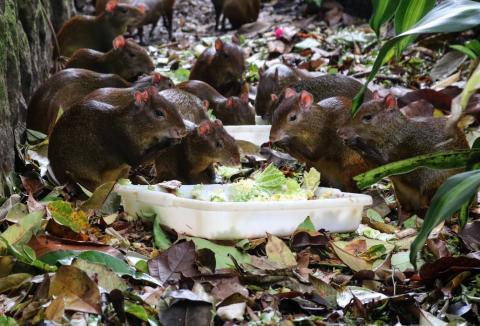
[
  {"xmin": 64, "ymin": 36, "xmax": 154, "ymax": 82},
  {"xmin": 57, "ymin": 1, "xmax": 145, "ymax": 57},
  {"xmin": 159, "ymin": 88, "xmax": 210, "ymax": 123},
  {"xmin": 178, "ymin": 80, "xmax": 255, "ymax": 125},
  {"xmin": 154, "ymin": 119, "xmax": 240, "ymax": 184},
  {"xmin": 27, "ymin": 69, "xmax": 173, "ymax": 135},
  {"xmin": 255, "ymin": 64, "xmax": 374, "ymax": 122},
  {"xmin": 269, "ymin": 89, "xmax": 371, "ymax": 192},
  {"xmin": 211, "ymin": 0, "xmax": 260, "ymax": 30},
  {"xmin": 189, "ymin": 38, "xmax": 245, "ymax": 97},
  {"xmin": 48, "ymin": 86, "xmax": 187, "ymax": 191},
  {"xmin": 337, "ymin": 95, "xmax": 470, "ymax": 212}
]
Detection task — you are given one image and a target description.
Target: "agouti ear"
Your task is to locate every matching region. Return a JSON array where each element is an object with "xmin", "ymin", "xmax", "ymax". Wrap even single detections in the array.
[
  {"xmin": 198, "ymin": 122, "xmax": 211, "ymax": 135},
  {"xmin": 152, "ymin": 72, "xmax": 162, "ymax": 84},
  {"xmin": 299, "ymin": 91, "xmax": 313, "ymax": 110},
  {"xmin": 113, "ymin": 36, "xmax": 125, "ymax": 49},
  {"xmin": 134, "ymin": 90, "xmax": 149, "ymax": 106},
  {"xmin": 226, "ymin": 97, "xmax": 235, "ymax": 108},
  {"xmin": 284, "ymin": 88, "xmax": 296, "ymax": 99},
  {"xmin": 384, "ymin": 94, "xmax": 397, "ymax": 110},
  {"xmin": 138, "ymin": 4, "xmax": 146, "ymax": 13},
  {"xmin": 106, "ymin": 0, "xmax": 118, "ymax": 12},
  {"xmin": 271, "ymin": 94, "xmax": 278, "ymax": 103},
  {"xmin": 214, "ymin": 38, "xmax": 224, "ymax": 52}
]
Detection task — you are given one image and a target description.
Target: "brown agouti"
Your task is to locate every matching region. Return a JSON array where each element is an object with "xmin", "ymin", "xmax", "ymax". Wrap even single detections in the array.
[
  {"xmin": 48, "ymin": 86, "xmax": 187, "ymax": 191},
  {"xmin": 159, "ymin": 88, "xmax": 210, "ymax": 123},
  {"xmin": 255, "ymin": 64, "xmax": 301, "ymax": 119},
  {"xmin": 64, "ymin": 36, "xmax": 154, "ymax": 82},
  {"xmin": 154, "ymin": 119, "xmax": 240, "ymax": 184},
  {"xmin": 27, "ymin": 69, "xmax": 173, "ymax": 135},
  {"xmin": 96, "ymin": 0, "xmax": 175, "ymax": 41},
  {"xmin": 211, "ymin": 0, "xmax": 260, "ymax": 30},
  {"xmin": 178, "ymin": 80, "xmax": 255, "ymax": 125},
  {"xmin": 189, "ymin": 38, "xmax": 245, "ymax": 97},
  {"xmin": 255, "ymin": 64, "xmax": 374, "ymax": 122},
  {"xmin": 269, "ymin": 89, "xmax": 371, "ymax": 192},
  {"xmin": 57, "ymin": 1, "xmax": 145, "ymax": 57},
  {"xmin": 337, "ymin": 94, "xmax": 470, "ymax": 212}
]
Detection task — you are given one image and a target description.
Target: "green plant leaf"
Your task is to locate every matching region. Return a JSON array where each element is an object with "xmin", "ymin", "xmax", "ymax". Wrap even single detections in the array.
[
  {"xmin": 352, "ymin": 0, "xmax": 480, "ymax": 114},
  {"xmin": 153, "ymin": 215, "xmax": 172, "ymax": 250},
  {"xmin": 394, "ymin": 0, "xmax": 435, "ymax": 55},
  {"xmin": 450, "ymin": 44, "xmax": 478, "ymax": 60},
  {"xmin": 370, "ymin": 0, "xmax": 400, "ymax": 37},
  {"xmin": 0, "ymin": 211, "xmax": 44, "ymax": 250},
  {"xmin": 410, "ymin": 169, "xmax": 480, "ymax": 268},
  {"xmin": 190, "ymin": 237, "xmax": 251, "ymax": 269},
  {"xmin": 354, "ymin": 149, "xmax": 478, "ymax": 189}
]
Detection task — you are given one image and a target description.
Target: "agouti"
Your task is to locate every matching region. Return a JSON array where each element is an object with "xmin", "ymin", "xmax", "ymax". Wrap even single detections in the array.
[
  {"xmin": 255, "ymin": 64, "xmax": 301, "ymax": 119},
  {"xmin": 96, "ymin": 0, "xmax": 175, "ymax": 41},
  {"xmin": 269, "ymin": 89, "xmax": 371, "ymax": 192},
  {"xmin": 178, "ymin": 80, "xmax": 255, "ymax": 125},
  {"xmin": 159, "ymin": 88, "xmax": 210, "ymax": 123},
  {"xmin": 211, "ymin": 0, "xmax": 261, "ymax": 30},
  {"xmin": 337, "ymin": 95, "xmax": 470, "ymax": 212},
  {"xmin": 57, "ymin": 1, "xmax": 145, "ymax": 57},
  {"xmin": 27, "ymin": 69, "xmax": 173, "ymax": 135},
  {"xmin": 189, "ymin": 38, "xmax": 245, "ymax": 97},
  {"xmin": 154, "ymin": 119, "xmax": 240, "ymax": 184},
  {"xmin": 255, "ymin": 64, "xmax": 374, "ymax": 122},
  {"xmin": 48, "ymin": 86, "xmax": 187, "ymax": 191},
  {"xmin": 64, "ymin": 36, "xmax": 154, "ymax": 82}
]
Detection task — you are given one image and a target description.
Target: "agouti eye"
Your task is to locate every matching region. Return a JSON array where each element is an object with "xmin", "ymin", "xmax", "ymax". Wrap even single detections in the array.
[
  {"xmin": 119, "ymin": 7, "xmax": 127, "ymax": 13},
  {"xmin": 288, "ymin": 114, "xmax": 297, "ymax": 122},
  {"xmin": 362, "ymin": 114, "xmax": 373, "ymax": 123},
  {"xmin": 155, "ymin": 110, "xmax": 164, "ymax": 118},
  {"xmin": 216, "ymin": 141, "xmax": 223, "ymax": 148}
]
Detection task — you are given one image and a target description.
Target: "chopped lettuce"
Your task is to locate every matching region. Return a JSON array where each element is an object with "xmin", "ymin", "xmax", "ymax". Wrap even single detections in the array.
[{"xmin": 255, "ymin": 164, "xmax": 286, "ymax": 192}]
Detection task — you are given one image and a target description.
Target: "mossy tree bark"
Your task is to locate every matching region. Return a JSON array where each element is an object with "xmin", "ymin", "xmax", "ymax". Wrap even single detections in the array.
[{"xmin": 0, "ymin": 0, "xmax": 75, "ymax": 196}]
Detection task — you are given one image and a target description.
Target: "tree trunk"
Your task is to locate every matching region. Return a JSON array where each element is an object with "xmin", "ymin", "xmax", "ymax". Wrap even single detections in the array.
[{"xmin": 0, "ymin": 0, "xmax": 74, "ymax": 196}]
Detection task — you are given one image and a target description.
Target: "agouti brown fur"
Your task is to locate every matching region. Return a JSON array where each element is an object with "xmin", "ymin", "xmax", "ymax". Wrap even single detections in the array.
[
  {"xmin": 255, "ymin": 64, "xmax": 373, "ymax": 122},
  {"xmin": 337, "ymin": 95, "xmax": 470, "ymax": 212},
  {"xmin": 48, "ymin": 87, "xmax": 187, "ymax": 191},
  {"xmin": 27, "ymin": 69, "xmax": 173, "ymax": 135},
  {"xmin": 65, "ymin": 36, "xmax": 154, "ymax": 81},
  {"xmin": 270, "ymin": 89, "xmax": 371, "ymax": 192},
  {"xmin": 178, "ymin": 80, "xmax": 255, "ymax": 125},
  {"xmin": 211, "ymin": 0, "xmax": 260, "ymax": 30},
  {"xmin": 154, "ymin": 119, "xmax": 240, "ymax": 184},
  {"xmin": 159, "ymin": 88, "xmax": 210, "ymax": 123},
  {"xmin": 57, "ymin": 1, "xmax": 145, "ymax": 57},
  {"xmin": 189, "ymin": 38, "xmax": 245, "ymax": 97},
  {"xmin": 255, "ymin": 64, "xmax": 301, "ymax": 118}
]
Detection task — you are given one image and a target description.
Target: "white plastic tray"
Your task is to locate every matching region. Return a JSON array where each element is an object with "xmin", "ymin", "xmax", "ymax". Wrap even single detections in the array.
[
  {"xmin": 224, "ymin": 125, "xmax": 271, "ymax": 146},
  {"xmin": 115, "ymin": 184, "xmax": 372, "ymax": 239}
]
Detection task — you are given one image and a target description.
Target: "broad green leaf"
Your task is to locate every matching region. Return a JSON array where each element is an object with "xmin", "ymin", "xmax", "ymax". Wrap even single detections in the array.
[
  {"xmin": 353, "ymin": 0, "xmax": 480, "ymax": 114},
  {"xmin": 370, "ymin": 0, "xmax": 400, "ymax": 37},
  {"xmin": 296, "ymin": 216, "xmax": 316, "ymax": 232},
  {"xmin": 47, "ymin": 201, "xmax": 88, "ymax": 233},
  {"xmin": 0, "ymin": 211, "xmax": 44, "ymax": 250},
  {"xmin": 80, "ymin": 181, "xmax": 116, "ymax": 211},
  {"xmin": 190, "ymin": 237, "xmax": 251, "ymax": 269},
  {"xmin": 410, "ymin": 169, "xmax": 480, "ymax": 268},
  {"xmin": 72, "ymin": 259, "xmax": 128, "ymax": 291},
  {"xmin": 0, "ymin": 273, "xmax": 31, "ymax": 293},
  {"xmin": 394, "ymin": 0, "xmax": 435, "ymax": 55},
  {"xmin": 266, "ymin": 234, "xmax": 297, "ymax": 267},
  {"xmin": 391, "ymin": 251, "xmax": 424, "ymax": 272},
  {"xmin": 153, "ymin": 215, "xmax": 172, "ymax": 250},
  {"xmin": 354, "ymin": 149, "xmax": 478, "ymax": 189},
  {"xmin": 0, "ymin": 317, "xmax": 18, "ymax": 326}
]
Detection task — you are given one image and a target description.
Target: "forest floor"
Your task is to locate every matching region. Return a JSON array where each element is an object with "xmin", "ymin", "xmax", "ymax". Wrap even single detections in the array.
[{"xmin": 1, "ymin": 0, "xmax": 480, "ymax": 325}]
